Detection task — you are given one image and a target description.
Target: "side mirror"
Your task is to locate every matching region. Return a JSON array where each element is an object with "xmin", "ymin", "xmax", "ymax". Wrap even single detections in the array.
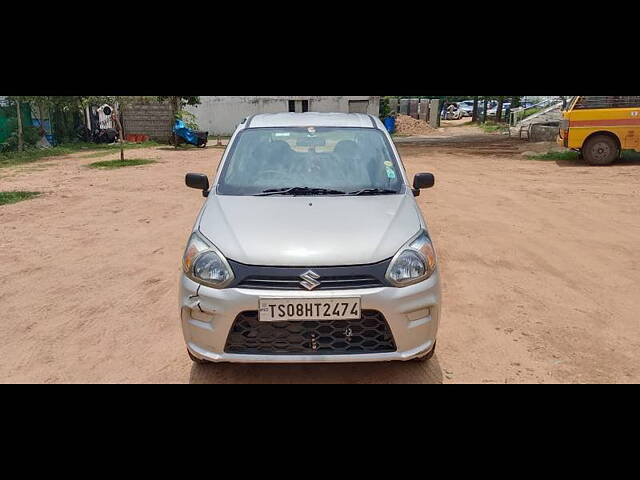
[
  {"xmin": 412, "ymin": 173, "xmax": 435, "ymax": 196},
  {"xmin": 186, "ymin": 173, "xmax": 210, "ymax": 197}
]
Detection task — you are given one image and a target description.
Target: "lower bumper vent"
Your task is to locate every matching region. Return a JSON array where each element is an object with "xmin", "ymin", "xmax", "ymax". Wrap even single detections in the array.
[{"xmin": 224, "ymin": 310, "xmax": 396, "ymax": 355}]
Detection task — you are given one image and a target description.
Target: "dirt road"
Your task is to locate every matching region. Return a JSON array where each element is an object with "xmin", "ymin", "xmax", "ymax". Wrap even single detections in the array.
[{"xmin": 1, "ymin": 132, "xmax": 639, "ymax": 383}]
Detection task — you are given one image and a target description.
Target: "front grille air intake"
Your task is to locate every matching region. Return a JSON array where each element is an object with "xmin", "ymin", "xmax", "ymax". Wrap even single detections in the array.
[{"xmin": 224, "ymin": 310, "xmax": 396, "ymax": 355}]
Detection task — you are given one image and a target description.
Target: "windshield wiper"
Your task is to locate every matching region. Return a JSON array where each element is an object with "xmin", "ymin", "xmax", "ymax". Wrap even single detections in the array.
[
  {"xmin": 347, "ymin": 188, "xmax": 399, "ymax": 196},
  {"xmin": 255, "ymin": 186, "xmax": 346, "ymax": 196}
]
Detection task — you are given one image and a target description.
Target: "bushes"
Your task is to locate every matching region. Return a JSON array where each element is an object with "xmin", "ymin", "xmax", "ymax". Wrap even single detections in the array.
[
  {"xmin": 0, "ymin": 100, "xmax": 41, "ymax": 152},
  {"xmin": 175, "ymin": 110, "xmax": 199, "ymax": 130},
  {"xmin": 379, "ymin": 96, "xmax": 393, "ymax": 119},
  {"xmin": 0, "ymin": 191, "xmax": 41, "ymax": 206},
  {"xmin": 0, "ymin": 119, "xmax": 41, "ymax": 152}
]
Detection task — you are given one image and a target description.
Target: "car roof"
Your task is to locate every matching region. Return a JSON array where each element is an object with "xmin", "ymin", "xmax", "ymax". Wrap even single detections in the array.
[{"xmin": 244, "ymin": 112, "xmax": 377, "ymax": 129}]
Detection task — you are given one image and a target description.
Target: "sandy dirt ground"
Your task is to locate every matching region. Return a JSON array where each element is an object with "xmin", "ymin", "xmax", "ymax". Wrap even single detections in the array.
[{"xmin": 1, "ymin": 127, "xmax": 639, "ymax": 383}]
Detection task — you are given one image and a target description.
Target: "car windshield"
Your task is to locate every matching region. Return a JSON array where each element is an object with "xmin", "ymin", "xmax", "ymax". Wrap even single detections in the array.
[{"xmin": 216, "ymin": 127, "xmax": 404, "ymax": 196}]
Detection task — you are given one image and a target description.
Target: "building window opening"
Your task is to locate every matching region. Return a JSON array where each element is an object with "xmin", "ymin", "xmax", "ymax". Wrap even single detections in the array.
[{"xmin": 288, "ymin": 100, "xmax": 310, "ymax": 113}]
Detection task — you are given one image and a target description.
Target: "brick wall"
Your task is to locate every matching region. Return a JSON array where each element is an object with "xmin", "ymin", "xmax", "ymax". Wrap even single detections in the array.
[{"xmin": 122, "ymin": 102, "xmax": 173, "ymax": 142}]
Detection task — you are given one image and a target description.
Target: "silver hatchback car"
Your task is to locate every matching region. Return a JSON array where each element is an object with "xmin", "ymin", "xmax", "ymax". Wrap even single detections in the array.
[{"xmin": 180, "ymin": 112, "xmax": 441, "ymax": 364}]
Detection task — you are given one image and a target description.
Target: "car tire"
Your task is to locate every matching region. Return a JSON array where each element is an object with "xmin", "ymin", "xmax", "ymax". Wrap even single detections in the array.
[
  {"xmin": 412, "ymin": 341, "xmax": 437, "ymax": 362},
  {"xmin": 188, "ymin": 349, "xmax": 211, "ymax": 364},
  {"xmin": 582, "ymin": 134, "xmax": 619, "ymax": 165}
]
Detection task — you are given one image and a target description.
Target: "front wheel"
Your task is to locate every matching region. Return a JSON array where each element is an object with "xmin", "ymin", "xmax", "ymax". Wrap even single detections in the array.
[{"xmin": 582, "ymin": 135, "xmax": 619, "ymax": 165}]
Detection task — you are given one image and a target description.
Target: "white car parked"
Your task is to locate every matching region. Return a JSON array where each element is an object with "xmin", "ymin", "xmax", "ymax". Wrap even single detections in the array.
[{"xmin": 180, "ymin": 112, "xmax": 441, "ymax": 364}]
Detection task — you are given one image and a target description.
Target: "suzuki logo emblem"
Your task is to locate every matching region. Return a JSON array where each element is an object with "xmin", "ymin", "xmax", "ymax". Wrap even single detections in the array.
[{"xmin": 300, "ymin": 270, "xmax": 321, "ymax": 290}]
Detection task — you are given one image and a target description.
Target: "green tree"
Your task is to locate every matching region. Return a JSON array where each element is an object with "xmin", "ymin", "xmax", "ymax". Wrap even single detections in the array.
[
  {"xmin": 156, "ymin": 96, "xmax": 200, "ymax": 121},
  {"xmin": 472, "ymin": 96, "xmax": 479, "ymax": 122},
  {"xmin": 16, "ymin": 99, "xmax": 24, "ymax": 151},
  {"xmin": 5, "ymin": 96, "xmax": 32, "ymax": 151},
  {"xmin": 379, "ymin": 96, "xmax": 393, "ymax": 119},
  {"xmin": 482, "ymin": 97, "xmax": 488, "ymax": 123},
  {"xmin": 496, "ymin": 96, "xmax": 505, "ymax": 123}
]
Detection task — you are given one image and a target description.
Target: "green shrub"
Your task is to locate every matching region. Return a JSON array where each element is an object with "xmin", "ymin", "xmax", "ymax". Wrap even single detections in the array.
[
  {"xmin": 0, "ymin": 191, "xmax": 41, "ymax": 205},
  {"xmin": 87, "ymin": 158, "xmax": 156, "ymax": 169},
  {"xmin": 0, "ymin": 118, "xmax": 42, "ymax": 151},
  {"xmin": 176, "ymin": 110, "xmax": 199, "ymax": 130},
  {"xmin": 379, "ymin": 97, "xmax": 393, "ymax": 119}
]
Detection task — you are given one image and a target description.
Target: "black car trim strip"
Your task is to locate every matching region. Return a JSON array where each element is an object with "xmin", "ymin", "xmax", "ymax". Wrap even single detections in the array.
[{"xmin": 227, "ymin": 258, "xmax": 393, "ymax": 290}]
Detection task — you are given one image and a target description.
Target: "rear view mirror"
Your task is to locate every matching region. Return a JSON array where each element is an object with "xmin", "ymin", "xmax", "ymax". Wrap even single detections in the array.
[
  {"xmin": 186, "ymin": 173, "xmax": 210, "ymax": 197},
  {"xmin": 412, "ymin": 173, "xmax": 435, "ymax": 196}
]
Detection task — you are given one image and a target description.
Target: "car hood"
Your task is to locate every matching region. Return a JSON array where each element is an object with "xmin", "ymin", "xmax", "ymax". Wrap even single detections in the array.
[{"xmin": 198, "ymin": 193, "xmax": 422, "ymax": 266}]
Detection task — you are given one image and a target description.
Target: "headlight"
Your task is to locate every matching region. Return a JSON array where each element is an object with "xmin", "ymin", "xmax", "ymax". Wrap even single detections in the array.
[
  {"xmin": 386, "ymin": 230, "xmax": 437, "ymax": 287},
  {"xmin": 182, "ymin": 231, "xmax": 234, "ymax": 288}
]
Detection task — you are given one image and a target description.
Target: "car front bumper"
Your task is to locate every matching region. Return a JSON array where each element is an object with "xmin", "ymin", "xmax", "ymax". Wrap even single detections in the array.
[{"xmin": 179, "ymin": 271, "xmax": 441, "ymax": 363}]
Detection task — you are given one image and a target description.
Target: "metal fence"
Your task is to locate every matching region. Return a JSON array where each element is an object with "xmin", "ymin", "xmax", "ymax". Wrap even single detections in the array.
[
  {"xmin": 0, "ymin": 103, "xmax": 33, "ymax": 144},
  {"xmin": 509, "ymin": 97, "xmax": 564, "ymax": 126}
]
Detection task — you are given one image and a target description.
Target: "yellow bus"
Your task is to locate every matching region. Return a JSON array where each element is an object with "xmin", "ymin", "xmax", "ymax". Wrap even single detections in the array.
[{"xmin": 558, "ymin": 96, "xmax": 640, "ymax": 165}]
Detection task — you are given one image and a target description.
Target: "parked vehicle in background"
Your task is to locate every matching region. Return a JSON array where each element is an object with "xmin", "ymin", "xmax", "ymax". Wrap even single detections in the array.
[
  {"xmin": 171, "ymin": 120, "xmax": 208, "ymax": 148},
  {"xmin": 488, "ymin": 101, "xmax": 511, "ymax": 117},
  {"xmin": 457, "ymin": 101, "xmax": 475, "ymax": 117},
  {"xmin": 448, "ymin": 100, "xmax": 507, "ymax": 119},
  {"xmin": 441, "ymin": 102, "xmax": 463, "ymax": 120},
  {"xmin": 558, "ymin": 96, "xmax": 640, "ymax": 165},
  {"xmin": 181, "ymin": 112, "xmax": 441, "ymax": 364}
]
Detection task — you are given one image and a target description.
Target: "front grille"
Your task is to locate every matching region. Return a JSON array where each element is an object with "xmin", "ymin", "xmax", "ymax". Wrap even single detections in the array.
[
  {"xmin": 228, "ymin": 259, "xmax": 391, "ymax": 291},
  {"xmin": 238, "ymin": 275, "xmax": 383, "ymax": 290},
  {"xmin": 224, "ymin": 310, "xmax": 396, "ymax": 355}
]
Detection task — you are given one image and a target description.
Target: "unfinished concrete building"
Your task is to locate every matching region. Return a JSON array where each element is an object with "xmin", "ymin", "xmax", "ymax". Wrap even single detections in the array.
[{"xmin": 186, "ymin": 96, "xmax": 380, "ymax": 136}]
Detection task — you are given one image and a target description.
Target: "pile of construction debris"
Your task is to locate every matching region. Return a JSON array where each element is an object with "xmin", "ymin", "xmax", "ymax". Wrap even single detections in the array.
[{"xmin": 394, "ymin": 115, "xmax": 436, "ymax": 135}]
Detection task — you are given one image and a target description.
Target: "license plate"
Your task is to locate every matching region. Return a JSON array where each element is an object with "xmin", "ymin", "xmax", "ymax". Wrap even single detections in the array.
[{"xmin": 259, "ymin": 297, "xmax": 361, "ymax": 322}]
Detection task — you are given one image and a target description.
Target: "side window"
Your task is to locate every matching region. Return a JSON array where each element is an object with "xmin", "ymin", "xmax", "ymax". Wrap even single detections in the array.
[
  {"xmin": 621, "ymin": 96, "xmax": 640, "ymax": 107},
  {"xmin": 575, "ymin": 96, "xmax": 640, "ymax": 109}
]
